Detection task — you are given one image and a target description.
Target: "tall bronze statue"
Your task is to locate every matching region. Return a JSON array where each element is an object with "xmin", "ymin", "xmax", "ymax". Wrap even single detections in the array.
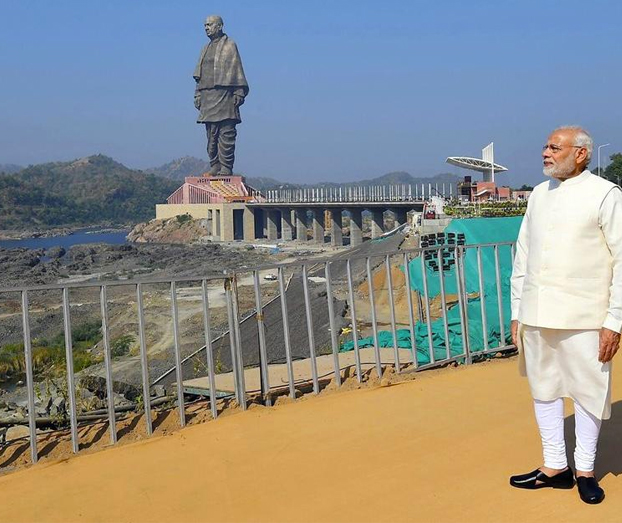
[{"xmin": 193, "ymin": 15, "xmax": 249, "ymax": 176}]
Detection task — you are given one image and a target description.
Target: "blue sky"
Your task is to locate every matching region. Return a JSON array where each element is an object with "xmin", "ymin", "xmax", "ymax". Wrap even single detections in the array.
[{"xmin": 1, "ymin": 0, "xmax": 620, "ymax": 186}]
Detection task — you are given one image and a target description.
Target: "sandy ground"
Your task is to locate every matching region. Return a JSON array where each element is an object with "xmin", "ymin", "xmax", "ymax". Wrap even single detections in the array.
[{"xmin": 2, "ymin": 354, "xmax": 622, "ymax": 522}]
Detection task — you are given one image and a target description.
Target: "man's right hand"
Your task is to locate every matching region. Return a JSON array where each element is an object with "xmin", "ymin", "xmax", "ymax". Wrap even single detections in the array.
[{"xmin": 511, "ymin": 320, "xmax": 519, "ymax": 347}]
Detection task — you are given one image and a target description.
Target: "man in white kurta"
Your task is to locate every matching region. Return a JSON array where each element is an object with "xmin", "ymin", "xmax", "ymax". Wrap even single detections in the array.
[{"xmin": 510, "ymin": 126, "xmax": 622, "ymax": 504}]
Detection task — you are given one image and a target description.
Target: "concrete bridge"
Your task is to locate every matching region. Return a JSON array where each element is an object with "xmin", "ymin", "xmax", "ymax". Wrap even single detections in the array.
[
  {"xmin": 156, "ymin": 178, "xmax": 456, "ymax": 245},
  {"xmin": 248, "ymin": 201, "xmax": 425, "ymax": 246},
  {"xmin": 157, "ymin": 200, "xmax": 426, "ymax": 246}
]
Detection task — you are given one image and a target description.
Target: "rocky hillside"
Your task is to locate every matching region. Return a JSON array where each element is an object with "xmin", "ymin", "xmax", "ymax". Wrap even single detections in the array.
[
  {"xmin": 145, "ymin": 156, "xmax": 211, "ymax": 180},
  {"xmin": 0, "ymin": 155, "xmax": 179, "ymax": 230},
  {"xmin": 127, "ymin": 215, "xmax": 209, "ymax": 244},
  {"xmin": 0, "ymin": 163, "xmax": 23, "ymax": 175}
]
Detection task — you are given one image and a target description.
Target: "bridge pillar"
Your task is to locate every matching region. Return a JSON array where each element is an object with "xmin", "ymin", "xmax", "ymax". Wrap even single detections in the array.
[
  {"xmin": 207, "ymin": 209, "xmax": 213, "ymax": 236},
  {"xmin": 243, "ymin": 207, "xmax": 256, "ymax": 241},
  {"xmin": 312, "ymin": 208, "xmax": 325, "ymax": 243},
  {"xmin": 295, "ymin": 209, "xmax": 308, "ymax": 241},
  {"xmin": 348, "ymin": 209, "xmax": 363, "ymax": 247},
  {"xmin": 266, "ymin": 209, "xmax": 279, "ymax": 241},
  {"xmin": 330, "ymin": 209, "xmax": 343, "ymax": 247},
  {"xmin": 214, "ymin": 209, "xmax": 221, "ymax": 239},
  {"xmin": 371, "ymin": 209, "xmax": 384, "ymax": 238},
  {"xmin": 394, "ymin": 208, "xmax": 408, "ymax": 227},
  {"xmin": 281, "ymin": 208, "xmax": 294, "ymax": 241}
]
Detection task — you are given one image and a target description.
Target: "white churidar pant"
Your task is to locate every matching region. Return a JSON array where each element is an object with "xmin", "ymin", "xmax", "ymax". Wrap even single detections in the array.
[
  {"xmin": 534, "ymin": 398, "xmax": 602, "ymax": 472},
  {"xmin": 521, "ymin": 326, "xmax": 611, "ymax": 420}
]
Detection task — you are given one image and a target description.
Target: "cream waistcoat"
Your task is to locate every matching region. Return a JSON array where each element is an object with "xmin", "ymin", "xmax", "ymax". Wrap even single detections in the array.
[{"xmin": 511, "ymin": 170, "xmax": 622, "ymax": 331}]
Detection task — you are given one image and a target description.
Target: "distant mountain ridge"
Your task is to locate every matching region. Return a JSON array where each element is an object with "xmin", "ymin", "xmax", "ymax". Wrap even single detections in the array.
[
  {"xmin": 0, "ymin": 163, "xmax": 23, "ymax": 175},
  {"xmin": 1, "ymin": 154, "xmax": 462, "ymax": 231},
  {"xmin": 145, "ymin": 156, "xmax": 211, "ymax": 180},
  {"xmin": 0, "ymin": 155, "xmax": 178, "ymax": 230},
  {"xmin": 147, "ymin": 157, "xmax": 460, "ymax": 191}
]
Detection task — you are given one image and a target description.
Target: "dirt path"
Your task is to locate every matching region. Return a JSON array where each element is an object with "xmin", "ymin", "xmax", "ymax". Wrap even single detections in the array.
[{"xmin": 3, "ymin": 355, "xmax": 622, "ymax": 523}]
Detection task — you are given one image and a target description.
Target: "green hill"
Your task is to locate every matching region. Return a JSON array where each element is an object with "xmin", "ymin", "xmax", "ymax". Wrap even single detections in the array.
[
  {"xmin": 0, "ymin": 163, "xmax": 23, "ymax": 175},
  {"xmin": 0, "ymin": 155, "xmax": 179, "ymax": 230}
]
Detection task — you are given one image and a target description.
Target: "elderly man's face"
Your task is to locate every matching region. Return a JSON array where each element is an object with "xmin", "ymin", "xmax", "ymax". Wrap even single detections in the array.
[
  {"xmin": 542, "ymin": 130, "xmax": 585, "ymax": 179},
  {"xmin": 204, "ymin": 17, "xmax": 222, "ymax": 39}
]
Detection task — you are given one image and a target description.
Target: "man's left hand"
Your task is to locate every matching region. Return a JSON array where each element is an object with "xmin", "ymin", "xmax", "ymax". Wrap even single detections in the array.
[
  {"xmin": 233, "ymin": 94, "xmax": 244, "ymax": 107},
  {"xmin": 598, "ymin": 327, "xmax": 621, "ymax": 363}
]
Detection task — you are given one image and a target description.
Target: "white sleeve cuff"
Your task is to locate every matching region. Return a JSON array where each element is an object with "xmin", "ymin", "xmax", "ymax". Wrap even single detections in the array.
[{"xmin": 602, "ymin": 315, "xmax": 622, "ymax": 333}]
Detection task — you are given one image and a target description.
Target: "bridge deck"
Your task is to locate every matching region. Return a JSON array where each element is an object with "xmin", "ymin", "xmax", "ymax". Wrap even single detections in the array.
[{"xmin": 2, "ymin": 356, "xmax": 622, "ymax": 522}]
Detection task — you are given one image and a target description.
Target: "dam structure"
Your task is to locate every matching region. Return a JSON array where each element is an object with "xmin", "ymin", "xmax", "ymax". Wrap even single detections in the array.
[{"xmin": 156, "ymin": 174, "xmax": 455, "ymax": 245}]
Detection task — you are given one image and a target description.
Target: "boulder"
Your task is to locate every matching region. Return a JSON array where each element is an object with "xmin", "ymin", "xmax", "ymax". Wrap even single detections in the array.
[
  {"xmin": 50, "ymin": 397, "xmax": 66, "ymax": 416},
  {"xmin": 79, "ymin": 375, "xmax": 140, "ymax": 402},
  {"xmin": 46, "ymin": 246, "xmax": 66, "ymax": 259},
  {"xmin": 151, "ymin": 384, "xmax": 166, "ymax": 398},
  {"xmin": 5, "ymin": 425, "xmax": 31, "ymax": 442}
]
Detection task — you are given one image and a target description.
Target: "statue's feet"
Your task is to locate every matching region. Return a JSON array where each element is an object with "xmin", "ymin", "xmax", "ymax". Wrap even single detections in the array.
[
  {"xmin": 207, "ymin": 163, "xmax": 221, "ymax": 176},
  {"xmin": 218, "ymin": 166, "xmax": 233, "ymax": 175}
]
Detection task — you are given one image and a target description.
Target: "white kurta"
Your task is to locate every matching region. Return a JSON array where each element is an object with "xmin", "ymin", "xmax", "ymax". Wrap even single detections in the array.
[
  {"xmin": 519, "ymin": 326, "xmax": 611, "ymax": 419},
  {"xmin": 511, "ymin": 170, "xmax": 622, "ymax": 420}
]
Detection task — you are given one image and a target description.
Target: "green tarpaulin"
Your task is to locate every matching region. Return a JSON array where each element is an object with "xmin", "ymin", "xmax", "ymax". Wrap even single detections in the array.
[{"xmin": 341, "ymin": 217, "xmax": 523, "ymax": 365}]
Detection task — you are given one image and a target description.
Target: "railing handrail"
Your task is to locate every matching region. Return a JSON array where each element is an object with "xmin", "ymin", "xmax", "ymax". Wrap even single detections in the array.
[{"xmin": 0, "ymin": 241, "xmax": 515, "ymax": 294}]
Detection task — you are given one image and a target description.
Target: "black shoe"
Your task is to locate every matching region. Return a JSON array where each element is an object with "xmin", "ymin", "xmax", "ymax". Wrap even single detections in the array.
[
  {"xmin": 576, "ymin": 476, "xmax": 605, "ymax": 504},
  {"xmin": 510, "ymin": 467, "xmax": 574, "ymax": 490}
]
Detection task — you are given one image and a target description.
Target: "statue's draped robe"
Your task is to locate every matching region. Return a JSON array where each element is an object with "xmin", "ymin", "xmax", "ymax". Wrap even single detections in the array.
[{"xmin": 194, "ymin": 34, "xmax": 249, "ymax": 123}]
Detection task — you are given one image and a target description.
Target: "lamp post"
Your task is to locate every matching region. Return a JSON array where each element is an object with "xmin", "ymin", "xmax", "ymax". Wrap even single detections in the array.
[{"xmin": 597, "ymin": 143, "xmax": 610, "ymax": 177}]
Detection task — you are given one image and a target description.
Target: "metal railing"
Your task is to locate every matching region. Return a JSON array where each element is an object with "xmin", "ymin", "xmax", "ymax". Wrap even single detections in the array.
[
  {"xmin": 264, "ymin": 183, "xmax": 456, "ymax": 203},
  {"xmin": 0, "ymin": 240, "xmax": 515, "ymax": 466}
]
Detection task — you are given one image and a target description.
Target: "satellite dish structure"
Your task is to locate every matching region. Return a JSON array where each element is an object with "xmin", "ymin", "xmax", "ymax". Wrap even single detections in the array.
[{"xmin": 446, "ymin": 143, "xmax": 508, "ymax": 183}]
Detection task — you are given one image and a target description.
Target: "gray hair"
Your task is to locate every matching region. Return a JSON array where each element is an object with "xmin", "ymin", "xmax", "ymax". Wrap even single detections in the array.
[
  {"xmin": 206, "ymin": 15, "xmax": 224, "ymax": 27},
  {"xmin": 553, "ymin": 125, "xmax": 593, "ymax": 165}
]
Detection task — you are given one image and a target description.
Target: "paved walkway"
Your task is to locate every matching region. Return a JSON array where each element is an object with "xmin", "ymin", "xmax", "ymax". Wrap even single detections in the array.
[{"xmin": 2, "ymin": 356, "xmax": 622, "ymax": 522}]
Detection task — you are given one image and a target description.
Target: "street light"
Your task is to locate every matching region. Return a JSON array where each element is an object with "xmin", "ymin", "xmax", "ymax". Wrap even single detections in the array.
[{"xmin": 597, "ymin": 143, "xmax": 610, "ymax": 177}]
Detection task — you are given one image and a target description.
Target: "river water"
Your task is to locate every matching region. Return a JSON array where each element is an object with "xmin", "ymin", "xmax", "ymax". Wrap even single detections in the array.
[{"xmin": 0, "ymin": 229, "xmax": 129, "ymax": 251}]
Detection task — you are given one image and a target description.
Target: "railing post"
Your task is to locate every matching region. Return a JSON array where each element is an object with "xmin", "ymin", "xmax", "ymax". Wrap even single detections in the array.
[
  {"xmin": 253, "ymin": 270, "xmax": 272, "ymax": 405},
  {"xmin": 346, "ymin": 259, "xmax": 363, "ymax": 382},
  {"xmin": 230, "ymin": 274, "xmax": 247, "ymax": 409},
  {"xmin": 170, "ymin": 281, "xmax": 186, "ymax": 427},
  {"xmin": 21, "ymin": 290, "xmax": 38, "ymax": 463},
  {"xmin": 420, "ymin": 251, "xmax": 435, "ymax": 364},
  {"xmin": 385, "ymin": 255, "xmax": 401, "ymax": 372},
  {"xmin": 277, "ymin": 267, "xmax": 296, "ymax": 398},
  {"xmin": 302, "ymin": 264, "xmax": 320, "ymax": 394},
  {"xmin": 100, "ymin": 285, "xmax": 117, "ymax": 444},
  {"xmin": 201, "ymin": 279, "xmax": 218, "ymax": 419},
  {"xmin": 62, "ymin": 288, "xmax": 79, "ymax": 453},
  {"xmin": 366, "ymin": 257, "xmax": 383, "ymax": 378},
  {"xmin": 436, "ymin": 248, "xmax": 451, "ymax": 361},
  {"xmin": 455, "ymin": 246, "xmax": 472, "ymax": 364},
  {"xmin": 324, "ymin": 262, "xmax": 342, "ymax": 386},
  {"xmin": 136, "ymin": 283, "xmax": 153, "ymax": 436},
  {"xmin": 476, "ymin": 246, "xmax": 489, "ymax": 353},
  {"xmin": 403, "ymin": 252, "xmax": 419, "ymax": 368},
  {"xmin": 224, "ymin": 276, "xmax": 243, "ymax": 408},
  {"xmin": 494, "ymin": 245, "xmax": 506, "ymax": 347}
]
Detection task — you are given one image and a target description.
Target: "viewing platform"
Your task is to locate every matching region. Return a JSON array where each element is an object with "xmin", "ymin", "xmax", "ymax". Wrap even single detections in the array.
[{"xmin": 2, "ymin": 355, "xmax": 622, "ymax": 522}]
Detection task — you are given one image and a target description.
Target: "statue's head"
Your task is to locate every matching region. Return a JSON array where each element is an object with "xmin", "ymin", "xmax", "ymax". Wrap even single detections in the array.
[{"xmin": 204, "ymin": 15, "xmax": 224, "ymax": 40}]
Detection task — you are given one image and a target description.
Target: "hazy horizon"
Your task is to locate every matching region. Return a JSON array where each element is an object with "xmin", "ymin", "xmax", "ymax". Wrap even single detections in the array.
[{"xmin": 1, "ymin": 1, "xmax": 620, "ymax": 186}]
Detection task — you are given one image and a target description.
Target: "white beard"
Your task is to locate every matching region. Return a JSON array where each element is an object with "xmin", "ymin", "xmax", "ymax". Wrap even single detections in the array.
[{"xmin": 543, "ymin": 154, "xmax": 576, "ymax": 179}]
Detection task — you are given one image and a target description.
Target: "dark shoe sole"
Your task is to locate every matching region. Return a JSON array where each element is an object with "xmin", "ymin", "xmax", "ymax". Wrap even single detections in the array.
[
  {"xmin": 510, "ymin": 481, "xmax": 574, "ymax": 490},
  {"xmin": 580, "ymin": 492, "xmax": 605, "ymax": 504}
]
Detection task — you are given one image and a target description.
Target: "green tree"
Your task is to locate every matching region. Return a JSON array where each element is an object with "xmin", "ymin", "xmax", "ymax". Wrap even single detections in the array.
[{"xmin": 603, "ymin": 153, "xmax": 622, "ymax": 186}]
